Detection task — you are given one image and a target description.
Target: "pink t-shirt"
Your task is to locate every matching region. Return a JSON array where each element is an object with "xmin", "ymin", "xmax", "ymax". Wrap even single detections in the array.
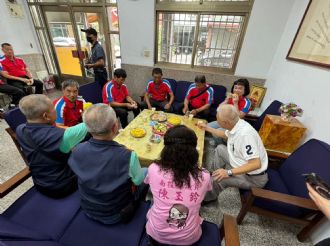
[{"xmin": 144, "ymin": 163, "xmax": 212, "ymax": 245}]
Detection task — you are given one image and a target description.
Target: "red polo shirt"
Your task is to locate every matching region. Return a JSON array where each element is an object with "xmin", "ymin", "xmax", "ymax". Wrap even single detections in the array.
[
  {"xmin": 1, "ymin": 56, "xmax": 27, "ymax": 77},
  {"xmin": 227, "ymin": 96, "xmax": 251, "ymax": 113},
  {"xmin": 185, "ymin": 83, "xmax": 214, "ymax": 109},
  {"xmin": 53, "ymin": 96, "xmax": 84, "ymax": 127},
  {"xmin": 146, "ymin": 79, "xmax": 172, "ymax": 101},
  {"xmin": 102, "ymin": 80, "xmax": 129, "ymax": 104}
]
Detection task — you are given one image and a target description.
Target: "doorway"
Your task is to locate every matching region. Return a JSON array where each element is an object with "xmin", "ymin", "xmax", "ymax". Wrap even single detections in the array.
[{"xmin": 42, "ymin": 6, "xmax": 109, "ymax": 83}]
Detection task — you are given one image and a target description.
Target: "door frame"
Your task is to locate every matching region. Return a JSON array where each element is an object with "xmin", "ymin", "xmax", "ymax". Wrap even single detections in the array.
[{"xmin": 41, "ymin": 5, "xmax": 111, "ymax": 84}]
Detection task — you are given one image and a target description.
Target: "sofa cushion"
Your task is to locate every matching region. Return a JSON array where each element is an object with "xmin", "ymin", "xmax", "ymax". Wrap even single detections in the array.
[
  {"xmin": 139, "ymin": 220, "xmax": 221, "ymax": 246},
  {"xmin": 210, "ymin": 84, "xmax": 226, "ymax": 109},
  {"xmin": 3, "ymin": 187, "xmax": 80, "ymax": 240},
  {"xmin": 252, "ymin": 169, "xmax": 306, "ymax": 218},
  {"xmin": 59, "ymin": 202, "xmax": 150, "ymax": 246},
  {"xmin": 1, "ymin": 241, "xmax": 63, "ymax": 246},
  {"xmin": 79, "ymin": 82, "xmax": 103, "ymax": 104},
  {"xmin": 0, "ymin": 216, "xmax": 50, "ymax": 241},
  {"xmin": 163, "ymin": 78, "xmax": 177, "ymax": 95},
  {"xmin": 279, "ymin": 139, "xmax": 330, "ymax": 199},
  {"xmin": 174, "ymin": 81, "xmax": 191, "ymax": 103}
]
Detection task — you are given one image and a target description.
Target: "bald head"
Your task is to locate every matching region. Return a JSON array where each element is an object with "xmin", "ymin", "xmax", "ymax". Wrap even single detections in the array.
[
  {"xmin": 19, "ymin": 94, "xmax": 53, "ymax": 121},
  {"xmin": 83, "ymin": 104, "xmax": 117, "ymax": 136},
  {"xmin": 216, "ymin": 104, "xmax": 240, "ymax": 129}
]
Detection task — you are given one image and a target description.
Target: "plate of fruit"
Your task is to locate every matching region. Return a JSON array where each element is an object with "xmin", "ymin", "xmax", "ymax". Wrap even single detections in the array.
[
  {"xmin": 167, "ymin": 116, "xmax": 181, "ymax": 126},
  {"xmin": 152, "ymin": 123, "xmax": 167, "ymax": 136},
  {"xmin": 130, "ymin": 127, "xmax": 147, "ymax": 138},
  {"xmin": 150, "ymin": 112, "xmax": 167, "ymax": 122}
]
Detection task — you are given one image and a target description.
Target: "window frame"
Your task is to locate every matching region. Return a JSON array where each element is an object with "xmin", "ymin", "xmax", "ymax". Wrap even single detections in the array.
[{"xmin": 155, "ymin": 0, "xmax": 254, "ymax": 74}]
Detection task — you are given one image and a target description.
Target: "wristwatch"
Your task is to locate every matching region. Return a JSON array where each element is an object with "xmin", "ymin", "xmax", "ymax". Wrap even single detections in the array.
[{"xmin": 227, "ymin": 169, "xmax": 233, "ymax": 177}]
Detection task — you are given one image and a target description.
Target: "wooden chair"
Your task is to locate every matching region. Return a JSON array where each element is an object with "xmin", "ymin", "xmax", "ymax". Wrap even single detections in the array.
[{"xmin": 237, "ymin": 139, "xmax": 329, "ymax": 242}]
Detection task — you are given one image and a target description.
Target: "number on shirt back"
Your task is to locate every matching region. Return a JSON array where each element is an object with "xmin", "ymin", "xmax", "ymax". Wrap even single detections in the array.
[{"xmin": 246, "ymin": 145, "xmax": 253, "ymax": 155}]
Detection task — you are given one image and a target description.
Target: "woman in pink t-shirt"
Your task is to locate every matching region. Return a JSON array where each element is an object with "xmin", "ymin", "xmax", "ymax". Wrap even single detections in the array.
[{"xmin": 145, "ymin": 125, "xmax": 212, "ymax": 245}]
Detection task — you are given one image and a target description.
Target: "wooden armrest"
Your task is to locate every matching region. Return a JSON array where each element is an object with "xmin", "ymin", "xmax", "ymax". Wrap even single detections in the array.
[
  {"xmin": 266, "ymin": 149, "xmax": 290, "ymax": 159},
  {"xmin": 251, "ymin": 187, "xmax": 318, "ymax": 210},
  {"xmin": 0, "ymin": 167, "xmax": 31, "ymax": 198},
  {"xmin": 222, "ymin": 214, "xmax": 240, "ymax": 246}
]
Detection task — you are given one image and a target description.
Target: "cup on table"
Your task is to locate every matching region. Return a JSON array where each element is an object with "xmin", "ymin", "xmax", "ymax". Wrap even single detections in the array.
[
  {"xmin": 189, "ymin": 114, "xmax": 194, "ymax": 120},
  {"xmin": 151, "ymin": 107, "xmax": 156, "ymax": 112}
]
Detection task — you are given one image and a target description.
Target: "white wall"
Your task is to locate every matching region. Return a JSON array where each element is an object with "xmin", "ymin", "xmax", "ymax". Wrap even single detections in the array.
[
  {"xmin": 235, "ymin": 0, "xmax": 295, "ymax": 78},
  {"xmin": 0, "ymin": 0, "xmax": 40, "ymax": 55},
  {"xmin": 117, "ymin": 0, "xmax": 155, "ymax": 67},
  {"xmin": 263, "ymin": 0, "xmax": 330, "ymax": 243},
  {"xmin": 118, "ymin": 0, "xmax": 295, "ymax": 79}
]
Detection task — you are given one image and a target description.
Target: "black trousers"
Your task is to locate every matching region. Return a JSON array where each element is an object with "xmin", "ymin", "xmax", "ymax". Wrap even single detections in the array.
[
  {"xmin": 0, "ymin": 83, "xmax": 25, "ymax": 105},
  {"xmin": 113, "ymin": 103, "xmax": 140, "ymax": 128},
  {"xmin": 7, "ymin": 76, "xmax": 43, "ymax": 94},
  {"xmin": 94, "ymin": 70, "xmax": 108, "ymax": 89}
]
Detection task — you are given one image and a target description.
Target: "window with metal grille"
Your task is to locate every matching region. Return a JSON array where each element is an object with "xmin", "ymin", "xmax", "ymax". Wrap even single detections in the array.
[{"xmin": 156, "ymin": 0, "xmax": 253, "ymax": 72}]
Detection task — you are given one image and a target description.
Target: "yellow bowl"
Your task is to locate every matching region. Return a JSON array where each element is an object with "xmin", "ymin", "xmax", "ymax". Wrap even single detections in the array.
[
  {"xmin": 168, "ymin": 116, "xmax": 181, "ymax": 126},
  {"xmin": 130, "ymin": 127, "xmax": 147, "ymax": 138}
]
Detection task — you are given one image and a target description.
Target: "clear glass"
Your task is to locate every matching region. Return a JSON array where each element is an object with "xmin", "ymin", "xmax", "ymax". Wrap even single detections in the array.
[
  {"xmin": 110, "ymin": 34, "xmax": 121, "ymax": 69},
  {"xmin": 107, "ymin": 7, "xmax": 119, "ymax": 32},
  {"xmin": 157, "ymin": 13, "xmax": 197, "ymax": 65},
  {"xmin": 194, "ymin": 15, "xmax": 244, "ymax": 68},
  {"xmin": 36, "ymin": 29, "xmax": 57, "ymax": 74},
  {"xmin": 45, "ymin": 11, "xmax": 82, "ymax": 76}
]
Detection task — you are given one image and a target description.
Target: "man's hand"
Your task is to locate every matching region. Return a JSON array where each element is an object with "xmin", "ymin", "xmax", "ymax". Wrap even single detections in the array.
[
  {"xmin": 27, "ymin": 78, "xmax": 34, "ymax": 85},
  {"xmin": 21, "ymin": 78, "xmax": 31, "ymax": 84},
  {"xmin": 191, "ymin": 109, "xmax": 198, "ymax": 116},
  {"xmin": 307, "ymin": 183, "xmax": 330, "ymax": 219},
  {"xmin": 126, "ymin": 103, "xmax": 134, "ymax": 109},
  {"xmin": 84, "ymin": 64, "xmax": 93, "ymax": 69},
  {"xmin": 212, "ymin": 168, "xmax": 229, "ymax": 182},
  {"xmin": 232, "ymin": 93, "xmax": 239, "ymax": 104},
  {"xmin": 197, "ymin": 122, "xmax": 207, "ymax": 130},
  {"xmin": 164, "ymin": 103, "xmax": 171, "ymax": 110},
  {"xmin": 182, "ymin": 106, "xmax": 188, "ymax": 114}
]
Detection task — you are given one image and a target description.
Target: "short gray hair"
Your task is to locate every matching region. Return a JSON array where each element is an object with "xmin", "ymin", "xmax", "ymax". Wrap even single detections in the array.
[
  {"xmin": 62, "ymin": 79, "xmax": 79, "ymax": 90},
  {"xmin": 217, "ymin": 104, "xmax": 240, "ymax": 124},
  {"xmin": 83, "ymin": 104, "xmax": 117, "ymax": 136},
  {"xmin": 19, "ymin": 94, "xmax": 52, "ymax": 120}
]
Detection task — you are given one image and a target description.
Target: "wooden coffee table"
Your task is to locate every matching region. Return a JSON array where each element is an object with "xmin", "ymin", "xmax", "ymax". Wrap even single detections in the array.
[{"xmin": 114, "ymin": 109, "xmax": 206, "ymax": 167}]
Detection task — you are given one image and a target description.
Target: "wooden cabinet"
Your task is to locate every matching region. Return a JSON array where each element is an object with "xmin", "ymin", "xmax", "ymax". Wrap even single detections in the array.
[{"xmin": 259, "ymin": 115, "xmax": 306, "ymax": 153}]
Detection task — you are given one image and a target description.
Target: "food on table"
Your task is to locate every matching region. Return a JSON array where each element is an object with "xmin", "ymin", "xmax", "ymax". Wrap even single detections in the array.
[
  {"xmin": 150, "ymin": 113, "xmax": 167, "ymax": 122},
  {"xmin": 150, "ymin": 134, "xmax": 161, "ymax": 143},
  {"xmin": 152, "ymin": 123, "xmax": 167, "ymax": 135},
  {"xmin": 168, "ymin": 116, "xmax": 181, "ymax": 126},
  {"xmin": 83, "ymin": 102, "xmax": 93, "ymax": 110},
  {"xmin": 130, "ymin": 127, "xmax": 146, "ymax": 138}
]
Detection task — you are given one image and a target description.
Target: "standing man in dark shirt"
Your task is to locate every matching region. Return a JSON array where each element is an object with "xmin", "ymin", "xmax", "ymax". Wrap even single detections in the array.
[{"xmin": 81, "ymin": 28, "xmax": 108, "ymax": 89}]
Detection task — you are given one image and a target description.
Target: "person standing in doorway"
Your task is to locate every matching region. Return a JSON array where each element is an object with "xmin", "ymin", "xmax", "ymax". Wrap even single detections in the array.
[{"xmin": 81, "ymin": 27, "xmax": 108, "ymax": 89}]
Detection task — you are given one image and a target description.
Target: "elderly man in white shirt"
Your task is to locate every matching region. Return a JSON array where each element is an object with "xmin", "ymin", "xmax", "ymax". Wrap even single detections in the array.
[{"xmin": 198, "ymin": 104, "xmax": 268, "ymax": 202}]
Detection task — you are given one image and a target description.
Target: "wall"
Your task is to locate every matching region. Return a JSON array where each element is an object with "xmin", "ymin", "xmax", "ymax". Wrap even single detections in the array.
[
  {"xmin": 117, "ymin": 0, "xmax": 155, "ymax": 67},
  {"xmin": 235, "ymin": 0, "xmax": 295, "ymax": 78},
  {"xmin": 263, "ymin": 0, "xmax": 330, "ymax": 243},
  {"xmin": 0, "ymin": 0, "xmax": 40, "ymax": 55},
  {"xmin": 118, "ymin": 0, "xmax": 295, "ymax": 79}
]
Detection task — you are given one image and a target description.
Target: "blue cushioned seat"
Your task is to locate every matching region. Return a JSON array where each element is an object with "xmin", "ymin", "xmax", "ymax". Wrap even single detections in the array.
[
  {"xmin": 79, "ymin": 82, "xmax": 103, "ymax": 104},
  {"xmin": 163, "ymin": 78, "xmax": 177, "ymax": 96},
  {"xmin": 59, "ymin": 202, "xmax": 150, "ymax": 246},
  {"xmin": 209, "ymin": 84, "xmax": 226, "ymax": 121},
  {"xmin": 4, "ymin": 108, "xmax": 26, "ymax": 132},
  {"xmin": 172, "ymin": 81, "xmax": 191, "ymax": 113},
  {"xmin": 3, "ymin": 187, "xmax": 80, "ymax": 240},
  {"xmin": 252, "ymin": 169, "xmax": 305, "ymax": 218},
  {"xmin": 139, "ymin": 220, "xmax": 221, "ymax": 246},
  {"xmin": 1, "ymin": 241, "xmax": 63, "ymax": 246}
]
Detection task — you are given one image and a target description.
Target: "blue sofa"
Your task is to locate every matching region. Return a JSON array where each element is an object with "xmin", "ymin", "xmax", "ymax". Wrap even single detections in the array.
[
  {"xmin": 237, "ymin": 139, "xmax": 329, "ymax": 242},
  {"xmin": 0, "ymin": 170, "xmax": 240, "ymax": 246}
]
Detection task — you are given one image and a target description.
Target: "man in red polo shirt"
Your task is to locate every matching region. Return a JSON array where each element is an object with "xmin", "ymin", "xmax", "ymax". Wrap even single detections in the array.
[
  {"xmin": 102, "ymin": 68, "xmax": 140, "ymax": 128},
  {"xmin": 141, "ymin": 68, "xmax": 174, "ymax": 112},
  {"xmin": 54, "ymin": 80, "xmax": 85, "ymax": 127},
  {"xmin": 1, "ymin": 43, "xmax": 43, "ymax": 95},
  {"xmin": 182, "ymin": 75, "xmax": 214, "ymax": 120}
]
